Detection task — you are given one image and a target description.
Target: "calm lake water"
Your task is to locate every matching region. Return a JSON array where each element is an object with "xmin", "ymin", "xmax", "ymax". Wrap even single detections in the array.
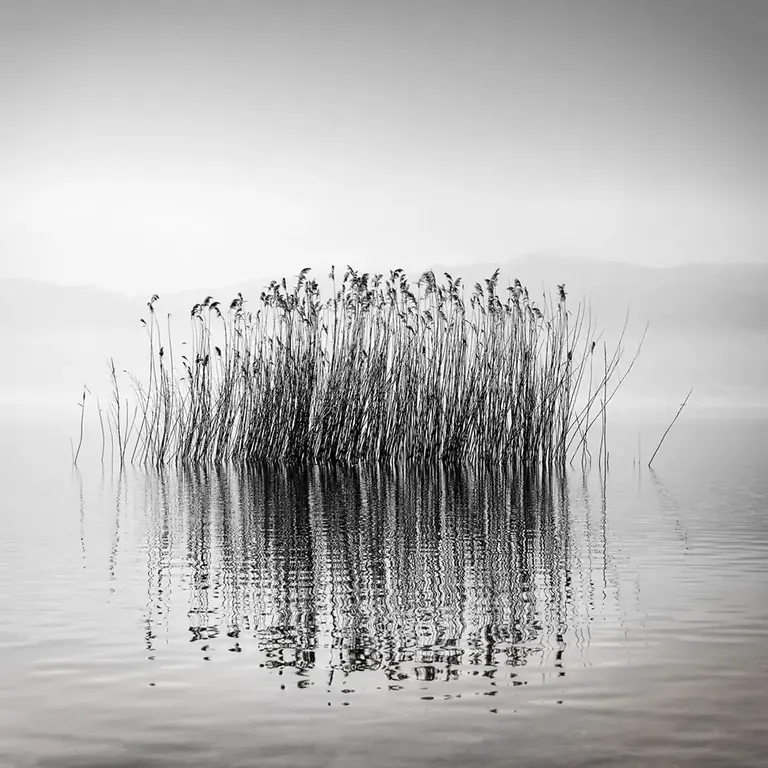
[{"xmin": 1, "ymin": 409, "xmax": 767, "ymax": 767}]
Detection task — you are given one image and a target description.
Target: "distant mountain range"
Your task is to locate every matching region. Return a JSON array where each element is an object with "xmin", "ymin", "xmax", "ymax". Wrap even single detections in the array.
[
  {"xmin": 0, "ymin": 278, "xmax": 137, "ymax": 330},
  {"xmin": 2, "ymin": 256, "xmax": 766, "ymax": 332},
  {"xmin": 1, "ymin": 257, "xmax": 766, "ymax": 409},
  {"xmin": 427, "ymin": 257, "xmax": 768, "ymax": 333}
]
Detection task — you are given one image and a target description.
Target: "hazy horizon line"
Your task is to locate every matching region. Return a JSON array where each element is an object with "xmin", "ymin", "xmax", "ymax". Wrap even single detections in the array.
[{"xmin": 3, "ymin": 254, "xmax": 767, "ymax": 300}]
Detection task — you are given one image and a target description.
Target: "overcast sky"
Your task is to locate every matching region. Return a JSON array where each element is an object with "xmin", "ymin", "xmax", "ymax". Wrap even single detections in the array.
[{"xmin": 1, "ymin": 0, "xmax": 767, "ymax": 294}]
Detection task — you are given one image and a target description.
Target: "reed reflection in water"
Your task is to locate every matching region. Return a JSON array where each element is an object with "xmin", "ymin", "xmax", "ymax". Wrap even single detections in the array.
[{"xmin": 138, "ymin": 465, "xmax": 605, "ymax": 697}]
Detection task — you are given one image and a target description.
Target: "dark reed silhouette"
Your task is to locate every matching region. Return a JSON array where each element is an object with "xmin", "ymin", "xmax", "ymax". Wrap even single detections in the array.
[{"xmin": 95, "ymin": 267, "xmax": 642, "ymax": 468}]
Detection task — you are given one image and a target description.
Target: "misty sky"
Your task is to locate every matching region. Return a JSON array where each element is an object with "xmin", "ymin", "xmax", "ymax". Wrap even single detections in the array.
[{"xmin": 1, "ymin": 0, "xmax": 767, "ymax": 294}]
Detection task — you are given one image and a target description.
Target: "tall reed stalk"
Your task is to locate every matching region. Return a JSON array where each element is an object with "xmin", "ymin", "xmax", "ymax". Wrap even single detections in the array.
[{"xmin": 99, "ymin": 267, "xmax": 639, "ymax": 469}]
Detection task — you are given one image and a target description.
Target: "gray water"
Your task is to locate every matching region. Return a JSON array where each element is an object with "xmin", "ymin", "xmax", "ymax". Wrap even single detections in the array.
[{"xmin": 1, "ymin": 411, "xmax": 767, "ymax": 767}]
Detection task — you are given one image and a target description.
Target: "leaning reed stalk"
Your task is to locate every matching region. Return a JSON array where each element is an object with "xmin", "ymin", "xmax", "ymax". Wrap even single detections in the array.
[{"xmin": 96, "ymin": 267, "xmax": 637, "ymax": 469}]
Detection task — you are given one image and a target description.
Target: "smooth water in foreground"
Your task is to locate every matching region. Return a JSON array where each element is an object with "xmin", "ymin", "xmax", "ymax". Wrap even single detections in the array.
[{"xmin": 1, "ymin": 412, "xmax": 767, "ymax": 767}]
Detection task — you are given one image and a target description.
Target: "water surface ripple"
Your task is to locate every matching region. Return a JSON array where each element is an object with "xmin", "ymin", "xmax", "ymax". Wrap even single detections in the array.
[{"xmin": 1, "ymin": 417, "xmax": 767, "ymax": 767}]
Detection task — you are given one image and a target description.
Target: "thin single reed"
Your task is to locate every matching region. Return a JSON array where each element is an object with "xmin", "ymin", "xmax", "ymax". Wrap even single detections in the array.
[
  {"xmin": 72, "ymin": 384, "xmax": 89, "ymax": 466},
  {"xmin": 97, "ymin": 267, "xmax": 642, "ymax": 469},
  {"xmin": 648, "ymin": 388, "xmax": 693, "ymax": 468}
]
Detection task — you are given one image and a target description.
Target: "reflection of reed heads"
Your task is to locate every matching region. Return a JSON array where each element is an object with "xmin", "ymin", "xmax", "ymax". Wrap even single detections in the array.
[{"xmin": 142, "ymin": 465, "xmax": 579, "ymax": 684}]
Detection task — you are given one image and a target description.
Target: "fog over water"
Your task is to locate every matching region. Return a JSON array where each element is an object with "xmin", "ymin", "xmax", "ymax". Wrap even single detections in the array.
[
  {"xmin": 2, "ymin": 1, "xmax": 768, "ymax": 766},
  {"xmin": 1, "ymin": 259, "xmax": 766, "ymax": 764}
]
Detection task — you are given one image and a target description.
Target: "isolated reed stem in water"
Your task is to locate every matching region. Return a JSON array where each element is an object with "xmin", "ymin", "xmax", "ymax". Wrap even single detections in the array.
[
  {"xmin": 97, "ymin": 267, "xmax": 639, "ymax": 468},
  {"xmin": 648, "ymin": 388, "xmax": 693, "ymax": 468}
]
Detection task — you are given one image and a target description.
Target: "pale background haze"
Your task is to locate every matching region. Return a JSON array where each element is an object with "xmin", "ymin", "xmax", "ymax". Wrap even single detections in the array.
[
  {"xmin": 1, "ymin": 0, "xmax": 767, "ymax": 413},
  {"xmin": 1, "ymin": 0, "xmax": 767, "ymax": 294}
]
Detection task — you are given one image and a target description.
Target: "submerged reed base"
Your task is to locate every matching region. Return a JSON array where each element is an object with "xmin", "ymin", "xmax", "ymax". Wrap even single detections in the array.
[{"xmin": 93, "ymin": 267, "xmax": 642, "ymax": 470}]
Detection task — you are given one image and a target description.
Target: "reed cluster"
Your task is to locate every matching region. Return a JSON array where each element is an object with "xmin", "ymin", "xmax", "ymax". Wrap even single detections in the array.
[{"xmin": 98, "ymin": 267, "xmax": 640, "ymax": 468}]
